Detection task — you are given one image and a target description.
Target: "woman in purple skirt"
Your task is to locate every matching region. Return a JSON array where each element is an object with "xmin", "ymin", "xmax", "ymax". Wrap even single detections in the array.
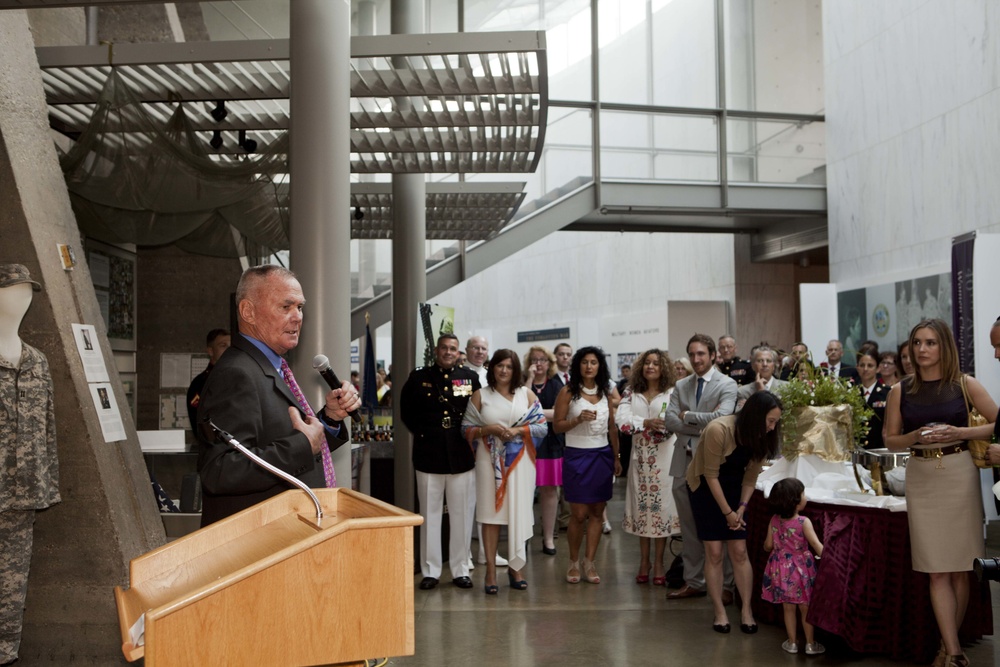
[{"xmin": 553, "ymin": 346, "xmax": 621, "ymax": 585}]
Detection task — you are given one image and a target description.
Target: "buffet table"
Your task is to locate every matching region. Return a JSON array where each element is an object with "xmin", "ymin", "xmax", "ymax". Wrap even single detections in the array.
[{"xmin": 747, "ymin": 490, "xmax": 993, "ymax": 662}]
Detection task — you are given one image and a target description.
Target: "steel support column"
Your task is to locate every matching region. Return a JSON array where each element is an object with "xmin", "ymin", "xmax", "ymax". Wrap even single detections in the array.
[
  {"xmin": 391, "ymin": 0, "xmax": 425, "ymax": 513},
  {"xmin": 289, "ymin": 0, "xmax": 353, "ymax": 484}
]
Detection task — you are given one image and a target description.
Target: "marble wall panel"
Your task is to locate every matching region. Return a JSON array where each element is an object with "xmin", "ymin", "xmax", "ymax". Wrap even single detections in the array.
[{"xmin": 826, "ymin": 0, "xmax": 1000, "ymax": 288}]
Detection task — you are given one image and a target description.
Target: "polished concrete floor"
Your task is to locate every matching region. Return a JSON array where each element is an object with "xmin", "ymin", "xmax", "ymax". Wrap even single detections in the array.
[{"xmin": 391, "ymin": 479, "xmax": 1000, "ymax": 666}]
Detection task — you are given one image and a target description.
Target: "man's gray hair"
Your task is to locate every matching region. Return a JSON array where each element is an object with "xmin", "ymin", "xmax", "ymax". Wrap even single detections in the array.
[
  {"xmin": 236, "ymin": 265, "xmax": 297, "ymax": 305},
  {"xmin": 753, "ymin": 346, "xmax": 777, "ymax": 363}
]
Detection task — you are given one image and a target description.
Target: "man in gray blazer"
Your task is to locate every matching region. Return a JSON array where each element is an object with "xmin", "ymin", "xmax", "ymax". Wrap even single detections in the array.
[
  {"xmin": 664, "ymin": 333, "xmax": 738, "ymax": 599},
  {"xmin": 736, "ymin": 346, "xmax": 789, "ymax": 411}
]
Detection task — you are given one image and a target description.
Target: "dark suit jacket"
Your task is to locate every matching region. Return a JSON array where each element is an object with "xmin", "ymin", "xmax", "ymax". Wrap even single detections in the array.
[
  {"xmin": 196, "ymin": 334, "xmax": 347, "ymax": 525},
  {"xmin": 821, "ymin": 363, "xmax": 861, "ymax": 384},
  {"xmin": 860, "ymin": 381, "xmax": 888, "ymax": 450}
]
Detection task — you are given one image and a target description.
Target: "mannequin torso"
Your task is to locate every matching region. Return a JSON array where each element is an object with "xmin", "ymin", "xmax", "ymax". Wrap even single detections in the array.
[{"xmin": 0, "ymin": 283, "xmax": 32, "ymax": 369}]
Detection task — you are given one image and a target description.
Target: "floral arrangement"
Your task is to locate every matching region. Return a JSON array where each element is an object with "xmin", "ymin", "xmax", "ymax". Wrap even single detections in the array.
[{"xmin": 774, "ymin": 367, "xmax": 873, "ymax": 460}]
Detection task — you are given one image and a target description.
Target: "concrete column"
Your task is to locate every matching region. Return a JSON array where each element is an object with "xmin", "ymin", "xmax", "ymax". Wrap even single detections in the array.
[
  {"xmin": 391, "ymin": 0, "xmax": 426, "ymax": 512},
  {"xmin": 0, "ymin": 10, "xmax": 163, "ymax": 662},
  {"xmin": 357, "ymin": 0, "xmax": 378, "ymax": 297},
  {"xmin": 289, "ymin": 0, "xmax": 353, "ymax": 484}
]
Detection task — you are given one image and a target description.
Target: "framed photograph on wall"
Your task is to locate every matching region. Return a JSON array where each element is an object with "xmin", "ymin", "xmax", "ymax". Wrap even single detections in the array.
[{"xmin": 85, "ymin": 239, "xmax": 137, "ymax": 352}]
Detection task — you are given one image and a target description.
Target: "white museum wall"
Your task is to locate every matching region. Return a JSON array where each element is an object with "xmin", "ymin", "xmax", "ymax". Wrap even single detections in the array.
[
  {"xmin": 824, "ymin": 0, "xmax": 1000, "ymax": 291},
  {"xmin": 437, "ymin": 230, "xmax": 736, "ymax": 362}
]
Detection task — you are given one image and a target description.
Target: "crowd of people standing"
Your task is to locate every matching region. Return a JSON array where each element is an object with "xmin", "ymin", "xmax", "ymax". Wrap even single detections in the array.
[{"xmin": 398, "ymin": 324, "xmax": 1000, "ymax": 665}]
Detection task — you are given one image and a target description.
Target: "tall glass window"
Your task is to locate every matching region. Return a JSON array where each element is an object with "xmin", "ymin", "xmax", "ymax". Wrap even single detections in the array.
[
  {"xmin": 601, "ymin": 111, "xmax": 717, "ymax": 181},
  {"xmin": 650, "ymin": 0, "xmax": 717, "ymax": 108},
  {"xmin": 727, "ymin": 118, "xmax": 825, "ymax": 184},
  {"xmin": 724, "ymin": 0, "xmax": 824, "ymax": 113},
  {"xmin": 464, "ymin": 0, "xmax": 593, "ymax": 101}
]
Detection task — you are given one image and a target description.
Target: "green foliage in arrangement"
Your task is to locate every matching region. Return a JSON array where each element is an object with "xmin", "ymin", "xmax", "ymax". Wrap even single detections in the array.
[{"xmin": 774, "ymin": 367, "xmax": 873, "ymax": 460}]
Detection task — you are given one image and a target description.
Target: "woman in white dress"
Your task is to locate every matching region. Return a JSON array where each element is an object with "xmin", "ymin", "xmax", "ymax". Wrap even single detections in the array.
[
  {"xmin": 615, "ymin": 348, "xmax": 679, "ymax": 586},
  {"xmin": 553, "ymin": 346, "xmax": 621, "ymax": 585},
  {"xmin": 462, "ymin": 349, "xmax": 546, "ymax": 594}
]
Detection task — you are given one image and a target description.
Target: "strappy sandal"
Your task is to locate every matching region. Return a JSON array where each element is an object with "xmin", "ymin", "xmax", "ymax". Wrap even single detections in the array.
[
  {"xmin": 566, "ymin": 560, "xmax": 581, "ymax": 584},
  {"xmin": 582, "ymin": 558, "xmax": 601, "ymax": 584}
]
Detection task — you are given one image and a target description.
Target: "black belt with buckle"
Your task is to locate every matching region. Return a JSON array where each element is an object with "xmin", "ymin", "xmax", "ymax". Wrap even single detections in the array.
[{"xmin": 909, "ymin": 442, "xmax": 969, "ymax": 458}]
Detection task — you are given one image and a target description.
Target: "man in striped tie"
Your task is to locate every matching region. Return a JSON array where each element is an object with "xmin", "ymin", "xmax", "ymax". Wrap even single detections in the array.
[{"xmin": 196, "ymin": 265, "xmax": 361, "ymax": 526}]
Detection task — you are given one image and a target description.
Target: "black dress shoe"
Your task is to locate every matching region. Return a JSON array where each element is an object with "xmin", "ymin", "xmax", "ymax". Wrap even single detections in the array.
[
  {"xmin": 452, "ymin": 576, "xmax": 474, "ymax": 589},
  {"xmin": 542, "ymin": 545, "xmax": 557, "ymax": 556},
  {"xmin": 740, "ymin": 623, "xmax": 758, "ymax": 634},
  {"xmin": 418, "ymin": 577, "xmax": 439, "ymax": 590},
  {"xmin": 712, "ymin": 623, "xmax": 731, "ymax": 634}
]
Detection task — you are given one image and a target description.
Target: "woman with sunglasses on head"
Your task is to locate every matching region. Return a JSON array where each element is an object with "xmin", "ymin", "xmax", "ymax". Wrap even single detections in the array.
[{"xmin": 885, "ymin": 319, "xmax": 997, "ymax": 667}]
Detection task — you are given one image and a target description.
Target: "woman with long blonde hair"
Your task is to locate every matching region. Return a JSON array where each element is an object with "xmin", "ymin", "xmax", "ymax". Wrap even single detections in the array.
[{"xmin": 523, "ymin": 345, "xmax": 562, "ymax": 555}]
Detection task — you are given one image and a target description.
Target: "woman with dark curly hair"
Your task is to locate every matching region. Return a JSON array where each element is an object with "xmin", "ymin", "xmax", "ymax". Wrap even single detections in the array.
[
  {"xmin": 553, "ymin": 346, "xmax": 621, "ymax": 585},
  {"xmin": 686, "ymin": 391, "xmax": 782, "ymax": 635},
  {"xmin": 615, "ymin": 348, "xmax": 679, "ymax": 585}
]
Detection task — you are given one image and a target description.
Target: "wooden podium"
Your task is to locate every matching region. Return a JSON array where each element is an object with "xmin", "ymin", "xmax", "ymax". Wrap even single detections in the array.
[{"xmin": 114, "ymin": 488, "xmax": 422, "ymax": 666}]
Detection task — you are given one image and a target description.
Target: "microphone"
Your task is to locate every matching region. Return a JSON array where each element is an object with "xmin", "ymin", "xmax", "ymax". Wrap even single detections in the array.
[
  {"xmin": 312, "ymin": 354, "xmax": 362, "ymax": 422},
  {"xmin": 206, "ymin": 420, "xmax": 323, "ymax": 523}
]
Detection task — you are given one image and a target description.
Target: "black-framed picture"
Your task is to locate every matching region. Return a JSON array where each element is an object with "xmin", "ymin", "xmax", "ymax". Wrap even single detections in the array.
[{"xmin": 85, "ymin": 239, "xmax": 137, "ymax": 351}]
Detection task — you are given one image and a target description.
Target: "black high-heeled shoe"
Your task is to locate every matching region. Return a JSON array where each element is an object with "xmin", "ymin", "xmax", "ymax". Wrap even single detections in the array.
[
  {"xmin": 507, "ymin": 570, "xmax": 528, "ymax": 590},
  {"xmin": 484, "ymin": 583, "xmax": 499, "ymax": 595}
]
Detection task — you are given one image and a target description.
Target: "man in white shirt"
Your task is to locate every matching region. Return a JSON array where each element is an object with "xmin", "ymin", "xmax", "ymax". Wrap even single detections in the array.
[
  {"xmin": 553, "ymin": 342, "xmax": 573, "ymax": 386},
  {"xmin": 736, "ymin": 347, "xmax": 788, "ymax": 411},
  {"xmin": 552, "ymin": 342, "xmax": 573, "ymax": 530},
  {"xmin": 463, "ymin": 336, "xmax": 489, "ymax": 387},
  {"xmin": 823, "ymin": 339, "xmax": 860, "ymax": 383}
]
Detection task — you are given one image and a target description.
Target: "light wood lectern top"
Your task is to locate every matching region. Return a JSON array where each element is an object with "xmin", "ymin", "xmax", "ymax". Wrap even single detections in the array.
[{"xmin": 114, "ymin": 488, "xmax": 422, "ymax": 667}]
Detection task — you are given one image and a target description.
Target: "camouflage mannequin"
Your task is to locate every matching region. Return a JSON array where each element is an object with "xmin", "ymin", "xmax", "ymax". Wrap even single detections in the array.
[{"xmin": 0, "ymin": 264, "xmax": 60, "ymax": 665}]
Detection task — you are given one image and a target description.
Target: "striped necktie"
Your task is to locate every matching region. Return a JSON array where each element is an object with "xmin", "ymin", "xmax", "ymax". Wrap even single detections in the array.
[{"xmin": 281, "ymin": 358, "xmax": 336, "ymax": 487}]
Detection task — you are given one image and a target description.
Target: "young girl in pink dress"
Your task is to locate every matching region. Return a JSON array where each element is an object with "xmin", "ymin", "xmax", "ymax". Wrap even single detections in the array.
[{"xmin": 762, "ymin": 478, "xmax": 825, "ymax": 655}]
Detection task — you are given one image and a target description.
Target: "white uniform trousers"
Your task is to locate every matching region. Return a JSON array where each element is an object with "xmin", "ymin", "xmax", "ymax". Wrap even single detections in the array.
[{"xmin": 415, "ymin": 469, "xmax": 476, "ymax": 580}]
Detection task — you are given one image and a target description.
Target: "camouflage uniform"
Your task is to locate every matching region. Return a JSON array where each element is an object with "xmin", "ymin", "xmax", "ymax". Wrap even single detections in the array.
[{"xmin": 0, "ymin": 342, "xmax": 60, "ymax": 663}]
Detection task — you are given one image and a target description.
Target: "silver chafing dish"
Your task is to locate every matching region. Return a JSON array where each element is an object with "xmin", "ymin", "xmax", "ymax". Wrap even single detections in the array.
[{"xmin": 853, "ymin": 448, "xmax": 909, "ymax": 472}]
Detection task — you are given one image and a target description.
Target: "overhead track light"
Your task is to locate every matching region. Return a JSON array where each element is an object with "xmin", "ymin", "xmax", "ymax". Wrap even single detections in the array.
[
  {"xmin": 238, "ymin": 129, "xmax": 257, "ymax": 154},
  {"xmin": 209, "ymin": 129, "xmax": 223, "ymax": 150},
  {"xmin": 210, "ymin": 100, "xmax": 228, "ymax": 122}
]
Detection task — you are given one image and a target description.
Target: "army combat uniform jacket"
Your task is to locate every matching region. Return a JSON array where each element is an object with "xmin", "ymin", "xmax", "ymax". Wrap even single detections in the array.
[{"xmin": 0, "ymin": 343, "xmax": 60, "ymax": 511}]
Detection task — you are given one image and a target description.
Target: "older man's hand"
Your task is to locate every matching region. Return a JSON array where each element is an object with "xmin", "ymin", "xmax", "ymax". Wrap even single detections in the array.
[{"xmin": 324, "ymin": 380, "xmax": 361, "ymax": 421}]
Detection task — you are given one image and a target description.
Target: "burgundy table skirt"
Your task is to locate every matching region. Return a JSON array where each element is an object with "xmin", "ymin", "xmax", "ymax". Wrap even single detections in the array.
[{"xmin": 747, "ymin": 490, "xmax": 993, "ymax": 663}]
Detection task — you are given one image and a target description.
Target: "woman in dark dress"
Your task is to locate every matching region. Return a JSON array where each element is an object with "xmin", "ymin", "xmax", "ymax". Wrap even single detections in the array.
[
  {"xmin": 686, "ymin": 391, "xmax": 782, "ymax": 634},
  {"xmin": 885, "ymin": 319, "xmax": 997, "ymax": 667},
  {"xmin": 523, "ymin": 345, "xmax": 564, "ymax": 555}
]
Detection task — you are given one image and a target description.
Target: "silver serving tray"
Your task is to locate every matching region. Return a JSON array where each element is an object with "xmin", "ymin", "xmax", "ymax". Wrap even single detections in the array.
[{"xmin": 854, "ymin": 447, "xmax": 909, "ymax": 471}]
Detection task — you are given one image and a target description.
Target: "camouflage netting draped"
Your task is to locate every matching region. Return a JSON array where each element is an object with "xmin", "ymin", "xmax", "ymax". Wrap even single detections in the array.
[{"xmin": 58, "ymin": 69, "xmax": 289, "ymax": 257}]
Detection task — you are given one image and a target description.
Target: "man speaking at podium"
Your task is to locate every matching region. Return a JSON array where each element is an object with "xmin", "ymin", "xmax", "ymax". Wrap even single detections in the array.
[{"xmin": 196, "ymin": 265, "xmax": 360, "ymax": 526}]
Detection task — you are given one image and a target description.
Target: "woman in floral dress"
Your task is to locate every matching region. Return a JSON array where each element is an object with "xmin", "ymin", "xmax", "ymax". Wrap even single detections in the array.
[{"xmin": 615, "ymin": 348, "xmax": 678, "ymax": 585}]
